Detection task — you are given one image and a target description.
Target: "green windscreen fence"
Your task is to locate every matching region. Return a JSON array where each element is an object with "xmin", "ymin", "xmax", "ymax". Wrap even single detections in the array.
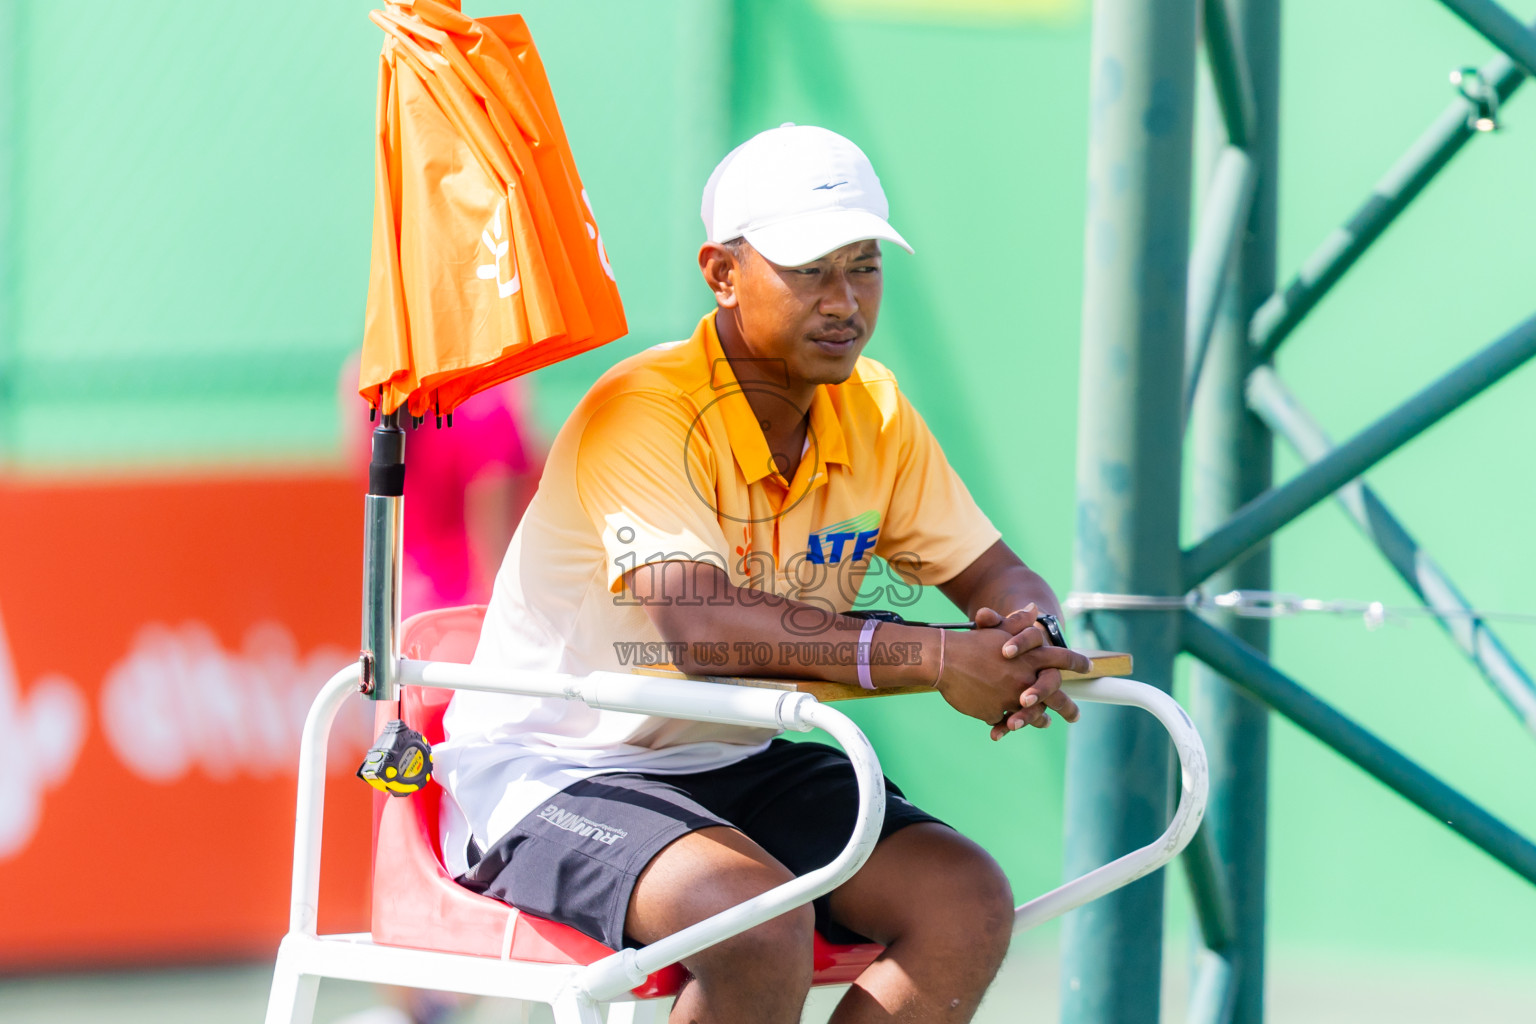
[
  {"xmin": 3, "ymin": 0, "xmax": 1535, "ymax": 968},
  {"xmin": 0, "ymin": 0, "xmax": 728, "ymax": 466}
]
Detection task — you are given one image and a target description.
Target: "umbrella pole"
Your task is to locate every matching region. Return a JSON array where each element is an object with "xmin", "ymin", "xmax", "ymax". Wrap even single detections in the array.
[{"xmin": 362, "ymin": 410, "xmax": 405, "ymax": 702}]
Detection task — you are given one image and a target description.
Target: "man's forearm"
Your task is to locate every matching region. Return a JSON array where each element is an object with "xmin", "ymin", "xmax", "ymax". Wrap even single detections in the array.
[
  {"xmin": 938, "ymin": 539, "xmax": 1068, "ymax": 626},
  {"xmin": 958, "ymin": 562, "xmax": 1064, "ymax": 622},
  {"xmin": 630, "ymin": 560, "xmax": 942, "ymax": 688}
]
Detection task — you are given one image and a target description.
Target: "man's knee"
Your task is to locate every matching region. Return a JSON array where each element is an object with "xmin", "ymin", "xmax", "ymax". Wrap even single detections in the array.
[
  {"xmin": 628, "ymin": 828, "xmax": 816, "ymax": 1001},
  {"xmin": 686, "ymin": 901, "xmax": 816, "ymax": 993},
  {"xmin": 952, "ymin": 851, "xmax": 1015, "ymax": 964},
  {"xmin": 899, "ymin": 834, "xmax": 1016, "ymax": 965}
]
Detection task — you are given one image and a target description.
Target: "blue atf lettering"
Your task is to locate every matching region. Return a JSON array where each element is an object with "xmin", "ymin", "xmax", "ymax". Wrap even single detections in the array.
[
  {"xmin": 807, "ymin": 510, "xmax": 881, "ymax": 565},
  {"xmin": 823, "ymin": 531, "xmax": 856, "ymax": 562},
  {"xmin": 851, "ymin": 530, "xmax": 879, "ymax": 562}
]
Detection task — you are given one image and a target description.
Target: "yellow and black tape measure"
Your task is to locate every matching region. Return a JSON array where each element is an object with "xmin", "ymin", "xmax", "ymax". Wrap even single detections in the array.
[{"xmin": 357, "ymin": 718, "xmax": 433, "ymax": 796}]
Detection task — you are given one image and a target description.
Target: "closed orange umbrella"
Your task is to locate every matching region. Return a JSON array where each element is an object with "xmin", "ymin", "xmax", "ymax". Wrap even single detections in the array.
[{"xmin": 360, "ymin": 0, "xmax": 626, "ymax": 418}]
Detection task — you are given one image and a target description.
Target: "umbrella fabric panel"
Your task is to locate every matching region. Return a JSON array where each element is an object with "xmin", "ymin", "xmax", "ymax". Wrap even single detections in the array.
[
  {"xmin": 360, "ymin": 0, "xmax": 626, "ymax": 418},
  {"xmin": 389, "ymin": 48, "xmax": 559, "ymax": 408},
  {"xmin": 384, "ymin": 4, "xmax": 616, "ymax": 336},
  {"xmin": 379, "ymin": 4, "xmax": 587, "ymax": 348}
]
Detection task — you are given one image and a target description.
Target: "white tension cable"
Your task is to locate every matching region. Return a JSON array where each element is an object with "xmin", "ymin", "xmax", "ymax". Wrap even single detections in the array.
[{"xmin": 1066, "ymin": 589, "xmax": 1536, "ymax": 631}]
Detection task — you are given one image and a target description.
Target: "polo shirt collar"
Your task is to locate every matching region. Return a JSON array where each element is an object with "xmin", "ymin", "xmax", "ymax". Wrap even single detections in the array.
[{"xmin": 700, "ymin": 312, "xmax": 850, "ymax": 488}]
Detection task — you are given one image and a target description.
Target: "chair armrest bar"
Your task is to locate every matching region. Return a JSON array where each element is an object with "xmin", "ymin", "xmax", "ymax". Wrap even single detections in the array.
[
  {"xmin": 289, "ymin": 664, "xmax": 364, "ymax": 935},
  {"xmin": 399, "ymin": 659, "xmax": 811, "ymax": 730},
  {"xmin": 1012, "ymin": 677, "xmax": 1209, "ymax": 934},
  {"xmin": 287, "ymin": 662, "xmax": 1205, "ymax": 996},
  {"xmin": 579, "ymin": 699, "xmax": 886, "ymax": 1002},
  {"xmin": 289, "ymin": 658, "xmax": 882, "ymax": 990}
]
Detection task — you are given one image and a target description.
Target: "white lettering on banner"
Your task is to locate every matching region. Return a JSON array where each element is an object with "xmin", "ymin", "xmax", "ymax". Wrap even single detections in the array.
[
  {"xmin": 99, "ymin": 621, "xmax": 368, "ymax": 783},
  {"xmin": 0, "ymin": 607, "xmax": 87, "ymax": 861},
  {"xmin": 475, "ymin": 201, "xmax": 521, "ymax": 298}
]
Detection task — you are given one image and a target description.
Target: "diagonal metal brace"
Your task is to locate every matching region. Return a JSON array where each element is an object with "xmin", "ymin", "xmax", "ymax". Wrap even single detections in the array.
[
  {"xmin": 1181, "ymin": 612, "xmax": 1536, "ymax": 887},
  {"xmin": 1202, "ymin": 0, "xmax": 1256, "ymax": 148},
  {"xmin": 1185, "ymin": 147, "xmax": 1256, "ymax": 424},
  {"xmin": 1249, "ymin": 33, "xmax": 1532, "ymax": 362},
  {"xmin": 1246, "ymin": 366, "xmax": 1536, "ymax": 736},
  {"xmin": 1437, "ymin": 0, "xmax": 1536, "ymax": 79},
  {"xmin": 1183, "ymin": 311, "xmax": 1536, "ymax": 590},
  {"xmin": 1182, "ymin": 822, "xmax": 1237, "ymax": 953}
]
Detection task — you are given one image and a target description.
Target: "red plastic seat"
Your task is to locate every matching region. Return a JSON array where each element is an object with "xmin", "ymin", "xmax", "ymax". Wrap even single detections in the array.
[{"xmin": 369, "ymin": 605, "xmax": 884, "ymax": 998}]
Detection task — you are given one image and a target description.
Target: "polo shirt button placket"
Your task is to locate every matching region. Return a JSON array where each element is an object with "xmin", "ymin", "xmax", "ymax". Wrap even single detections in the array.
[{"xmin": 770, "ymin": 500, "xmax": 781, "ymax": 565}]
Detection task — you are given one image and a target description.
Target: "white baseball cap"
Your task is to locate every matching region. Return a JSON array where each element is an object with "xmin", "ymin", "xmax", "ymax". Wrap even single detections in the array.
[{"xmin": 701, "ymin": 123, "xmax": 913, "ymax": 267}]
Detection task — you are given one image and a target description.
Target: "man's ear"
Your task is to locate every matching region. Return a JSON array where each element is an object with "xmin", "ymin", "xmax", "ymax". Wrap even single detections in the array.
[{"xmin": 698, "ymin": 243, "xmax": 739, "ymax": 308}]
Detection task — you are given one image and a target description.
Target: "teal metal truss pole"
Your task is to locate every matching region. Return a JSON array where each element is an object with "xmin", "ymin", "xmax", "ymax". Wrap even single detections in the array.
[
  {"xmin": 1062, "ymin": 2, "xmax": 1196, "ymax": 1021},
  {"xmin": 1187, "ymin": 2, "xmax": 1278, "ymax": 1021}
]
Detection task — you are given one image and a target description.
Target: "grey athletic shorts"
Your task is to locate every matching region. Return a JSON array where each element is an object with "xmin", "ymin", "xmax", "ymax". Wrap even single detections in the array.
[{"xmin": 455, "ymin": 739, "xmax": 946, "ymax": 950}]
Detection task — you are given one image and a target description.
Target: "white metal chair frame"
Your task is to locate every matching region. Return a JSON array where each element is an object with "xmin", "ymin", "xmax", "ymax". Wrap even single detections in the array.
[{"xmin": 267, "ymin": 659, "xmax": 1208, "ymax": 1024}]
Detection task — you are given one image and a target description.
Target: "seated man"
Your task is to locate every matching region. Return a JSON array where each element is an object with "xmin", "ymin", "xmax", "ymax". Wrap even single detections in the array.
[{"xmin": 434, "ymin": 124, "xmax": 1090, "ymax": 1024}]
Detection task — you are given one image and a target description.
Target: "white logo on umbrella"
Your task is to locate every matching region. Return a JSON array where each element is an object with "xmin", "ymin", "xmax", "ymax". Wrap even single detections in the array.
[
  {"xmin": 583, "ymin": 189, "xmax": 615, "ymax": 282},
  {"xmin": 476, "ymin": 202, "xmax": 521, "ymax": 298}
]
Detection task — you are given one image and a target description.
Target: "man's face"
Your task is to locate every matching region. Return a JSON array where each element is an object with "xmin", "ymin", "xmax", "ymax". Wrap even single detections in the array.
[{"xmin": 726, "ymin": 240, "xmax": 883, "ymax": 386}]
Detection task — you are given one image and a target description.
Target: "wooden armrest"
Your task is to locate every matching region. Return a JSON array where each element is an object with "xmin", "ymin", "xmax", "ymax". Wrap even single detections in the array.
[{"xmin": 636, "ymin": 650, "xmax": 1133, "ymax": 702}]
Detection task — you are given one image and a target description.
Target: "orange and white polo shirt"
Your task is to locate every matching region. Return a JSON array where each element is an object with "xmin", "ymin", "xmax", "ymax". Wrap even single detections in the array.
[{"xmin": 435, "ymin": 312, "xmax": 999, "ymax": 870}]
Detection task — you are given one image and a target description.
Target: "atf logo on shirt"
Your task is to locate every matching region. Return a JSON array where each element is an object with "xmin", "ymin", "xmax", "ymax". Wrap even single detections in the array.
[{"xmin": 806, "ymin": 510, "xmax": 881, "ymax": 565}]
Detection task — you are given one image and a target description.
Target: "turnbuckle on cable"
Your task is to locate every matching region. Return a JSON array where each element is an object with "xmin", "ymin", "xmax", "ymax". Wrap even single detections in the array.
[{"xmin": 1450, "ymin": 66, "xmax": 1500, "ymax": 133}]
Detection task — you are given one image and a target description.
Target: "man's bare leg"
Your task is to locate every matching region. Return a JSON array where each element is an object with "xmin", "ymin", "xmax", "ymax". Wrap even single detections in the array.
[
  {"xmin": 626, "ymin": 826, "xmax": 815, "ymax": 1024},
  {"xmin": 826, "ymin": 824, "xmax": 1015, "ymax": 1023}
]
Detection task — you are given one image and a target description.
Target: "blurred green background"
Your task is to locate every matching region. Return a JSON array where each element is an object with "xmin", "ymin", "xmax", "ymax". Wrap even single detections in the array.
[{"xmin": 3, "ymin": 0, "xmax": 1534, "ymax": 1017}]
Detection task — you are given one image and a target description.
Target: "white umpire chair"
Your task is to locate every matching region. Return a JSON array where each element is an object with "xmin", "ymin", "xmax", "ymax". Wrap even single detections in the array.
[{"xmin": 266, "ymin": 604, "xmax": 1208, "ymax": 1024}]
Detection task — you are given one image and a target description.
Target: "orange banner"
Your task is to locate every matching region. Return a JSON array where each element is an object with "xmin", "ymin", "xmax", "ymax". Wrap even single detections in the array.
[{"xmin": 0, "ymin": 473, "xmax": 373, "ymax": 969}]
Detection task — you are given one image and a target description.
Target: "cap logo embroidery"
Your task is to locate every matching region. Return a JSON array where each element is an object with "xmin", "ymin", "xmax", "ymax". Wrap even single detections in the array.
[{"xmin": 812, "ymin": 180, "xmax": 849, "ymax": 191}]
